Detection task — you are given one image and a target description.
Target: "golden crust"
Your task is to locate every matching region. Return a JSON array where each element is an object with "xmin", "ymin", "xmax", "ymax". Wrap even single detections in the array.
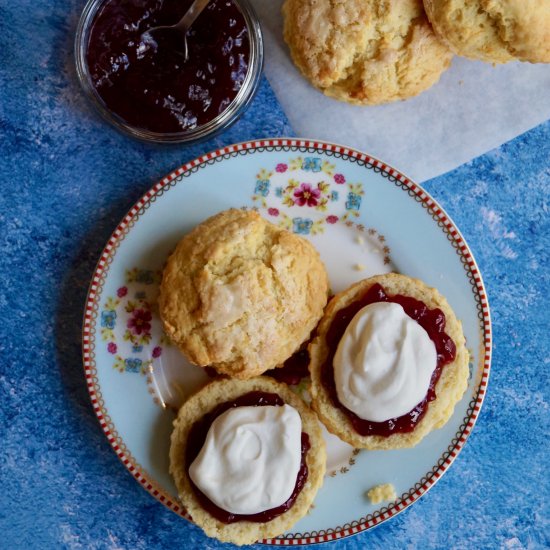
[
  {"xmin": 309, "ymin": 273, "xmax": 469, "ymax": 450},
  {"xmin": 158, "ymin": 209, "xmax": 329, "ymax": 379},
  {"xmin": 423, "ymin": 0, "xmax": 550, "ymax": 63},
  {"xmin": 169, "ymin": 377, "xmax": 326, "ymax": 546},
  {"xmin": 282, "ymin": 0, "xmax": 453, "ymax": 105}
]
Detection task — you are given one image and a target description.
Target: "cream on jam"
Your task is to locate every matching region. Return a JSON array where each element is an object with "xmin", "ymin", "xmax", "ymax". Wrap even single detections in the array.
[
  {"xmin": 321, "ymin": 283, "xmax": 456, "ymax": 436},
  {"xmin": 189, "ymin": 405, "xmax": 302, "ymax": 515},
  {"xmin": 185, "ymin": 391, "xmax": 310, "ymax": 524},
  {"xmin": 334, "ymin": 301, "xmax": 438, "ymax": 422}
]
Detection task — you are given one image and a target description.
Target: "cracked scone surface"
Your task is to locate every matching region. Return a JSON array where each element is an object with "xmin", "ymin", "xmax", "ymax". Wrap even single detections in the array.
[
  {"xmin": 309, "ymin": 273, "xmax": 469, "ymax": 450},
  {"xmin": 169, "ymin": 377, "xmax": 326, "ymax": 545},
  {"xmin": 282, "ymin": 0, "xmax": 453, "ymax": 105},
  {"xmin": 159, "ymin": 209, "xmax": 329, "ymax": 379},
  {"xmin": 423, "ymin": 0, "xmax": 550, "ymax": 63}
]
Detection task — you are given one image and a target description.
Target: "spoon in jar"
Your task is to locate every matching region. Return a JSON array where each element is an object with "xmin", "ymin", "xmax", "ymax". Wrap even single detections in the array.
[{"xmin": 142, "ymin": 0, "xmax": 211, "ymax": 62}]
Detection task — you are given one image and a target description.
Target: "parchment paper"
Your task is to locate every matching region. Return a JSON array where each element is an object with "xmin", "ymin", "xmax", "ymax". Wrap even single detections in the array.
[{"xmin": 253, "ymin": 0, "xmax": 550, "ymax": 182}]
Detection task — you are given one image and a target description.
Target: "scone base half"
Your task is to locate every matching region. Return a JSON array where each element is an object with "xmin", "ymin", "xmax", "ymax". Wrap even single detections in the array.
[
  {"xmin": 309, "ymin": 273, "xmax": 469, "ymax": 450},
  {"xmin": 169, "ymin": 377, "xmax": 326, "ymax": 546}
]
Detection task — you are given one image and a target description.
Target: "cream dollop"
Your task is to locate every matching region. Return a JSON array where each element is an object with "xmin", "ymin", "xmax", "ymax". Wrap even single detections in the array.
[
  {"xmin": 189, "ymin": 405, "xmax": 302, "ymax": 515},
  {"xmin": 334, "ymin": 301, "xmax": 437, "ymax": 422}
]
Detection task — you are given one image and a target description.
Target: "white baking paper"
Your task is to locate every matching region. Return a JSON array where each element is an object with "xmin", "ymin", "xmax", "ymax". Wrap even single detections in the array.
[{"xmin": 252, "ymin": 0, "xmax": 550, "ymax": 182}]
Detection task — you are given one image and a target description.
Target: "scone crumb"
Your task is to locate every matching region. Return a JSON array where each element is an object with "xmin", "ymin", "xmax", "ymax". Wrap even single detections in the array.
[
  {"xmin": 367, "ymin": 483, "xmax": 397, "ymax": 504},
  {"xmin": 355, "ymin": 235, "xmax": 365, "ymax": 245},
  {"xmin": 354, "ymin": 263, "xmax": 366, "ymax": 271}
]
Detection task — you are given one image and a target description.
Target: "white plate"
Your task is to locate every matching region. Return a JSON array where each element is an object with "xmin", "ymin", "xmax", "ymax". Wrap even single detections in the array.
[{"xmin": 82, "ymin": 139, "xmax": 491, "ymax": 544}]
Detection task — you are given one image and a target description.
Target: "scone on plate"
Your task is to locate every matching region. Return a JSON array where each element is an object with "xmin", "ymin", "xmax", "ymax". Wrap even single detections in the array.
[
  {"xmin": 169, "ymin": 376, "xmax": 326, "ymax": 545},
  {"xmin": 309, "ymin": 273, "xmax": 469, "ymax": 450},
  {"xmin": 423, "ymin": 0, "xmax": 550, "ymax": 64},
  {"xmin": 159, "ymin": 208, "xmax": 329, "ymax": 379},
  {"xmin": 282, "ymin": 0, "xmax": 453, "ymax": 105}
]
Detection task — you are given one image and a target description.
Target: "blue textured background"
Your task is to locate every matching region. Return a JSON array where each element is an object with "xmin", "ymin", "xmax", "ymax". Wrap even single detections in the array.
[{"xmin": 1, "ymin": 1, "xmax": 548, "ymax": 548}]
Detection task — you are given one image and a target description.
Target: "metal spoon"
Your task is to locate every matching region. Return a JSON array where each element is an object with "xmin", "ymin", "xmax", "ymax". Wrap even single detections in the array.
[{"xmin": 144, "ymin": 0, "xmax": 211, "ymax": 62}]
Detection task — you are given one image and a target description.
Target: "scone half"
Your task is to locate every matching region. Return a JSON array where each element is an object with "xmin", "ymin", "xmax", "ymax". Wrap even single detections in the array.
[
  {"xmin": 170, "ymin": 377, "xmax": 326, "ymax": 545},
  {"xmin": 309, "ymin": 273, "xmax": 469, "ymax": 450}
]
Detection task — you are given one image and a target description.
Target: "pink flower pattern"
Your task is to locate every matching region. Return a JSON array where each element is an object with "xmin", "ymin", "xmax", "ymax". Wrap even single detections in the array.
[
  {"xmin": 326, "ymin": 215, "xmax": 339, "ymax": 224},
  {"xmin": 107, "ymin": 342, "xmax": 117, "ymax": 354},
  {"xmin": 127, "ymin": 309, "xmax": 152, "ymax": 336},
  {"xmin": 334, "ymin": 174, "xmax": 345, "ymax": 184},
  {"xmin": 152, "ymin": 346, "xmax": 162, "ymax": 358},
  {"xmin": 293, "ymin": 183, "xmax": 321, "ymax": 207},
  {"xmin": 275, "ymin": 163, "xmax": 288, "ymax": 173},
  {"xmin": 268, "ymin": 207, "xmax": 279, "ymax": 216},
  {"xmin": 117, "ymin": 286, "xmax": 128, "ymax": 297}
]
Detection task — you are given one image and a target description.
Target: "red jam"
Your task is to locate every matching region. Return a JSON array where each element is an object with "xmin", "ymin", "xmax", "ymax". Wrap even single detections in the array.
[
  {"xmin": 86, "ymin": 0, "xmax": 250, "ymax": 133},
  {"xmin": 265, "ymin": 348, "xmax": 310, "ymax": 386},
  {"xmin": 321, "ymin": 283, "xmax": 456, "ymax": 436},
  {"xmin": 185, "ymin": 391, "xmax": 310, "ymax": 524}
]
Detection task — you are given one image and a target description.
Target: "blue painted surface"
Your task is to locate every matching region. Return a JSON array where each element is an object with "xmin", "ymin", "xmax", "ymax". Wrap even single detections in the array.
[{"xmin": 0, "ymin": 1, "xmax": 548, "ymax": 548}]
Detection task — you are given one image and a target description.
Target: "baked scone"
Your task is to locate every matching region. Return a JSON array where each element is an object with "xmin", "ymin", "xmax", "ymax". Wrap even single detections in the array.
[
  {"xmin": 169, "ymin": 376, "xmax": 326, "ymax": 545},
  {"xmin": 282, "ymin": 0, "xmax": 453, "ymax": 105},
  {"xmin": 309, "ymin": 273, "xmax": 469, "ymax": 449},
  {"xmin": 159, "ymin": 208, "xmax": 329, "ymax": 379},
  {"xmin": 423, "ymin": 0, "xmax": 550, "ymax": 63}
]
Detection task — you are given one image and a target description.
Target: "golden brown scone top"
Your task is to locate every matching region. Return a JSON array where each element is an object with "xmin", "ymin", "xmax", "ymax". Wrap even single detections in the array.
[
  {"xmin": 423, "ymin": 0, "xmax": 550, "ymax": 63},
  {"xmin": 159, "ymin": 208, "xmax": 329, "ymax": 379},
  {"xmin": 283, "ymin": 0, "xmax": 453, "ymax": 105}
]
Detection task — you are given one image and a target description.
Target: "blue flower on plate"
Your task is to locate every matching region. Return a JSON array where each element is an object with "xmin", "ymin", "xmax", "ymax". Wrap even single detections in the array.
[
  {"xmin": 275, "ymin": 186, "xmax": 283, "ymax": 198},
  {"xmin": 302, "ymin": 157, "xmax": 322, "ymax": 172},
  {"xmin": 293, "ymin": 217, "xmax": 313, "ymax": 235},
  {"xmin": 132, "ymin": 345, "xmax": 143, "ymax": 353},
  {"xmin": 125, "ymin": 358, "xmax": 142, "ymax": 373},
  {"xmin": 254, "ymin": 179, "xmax": 270, "ymax": 196},
  {"xmin": 331, "ymin": 191, "xmax": 339, "ymax": 202},
  {"xmin": 136, "ymin": 270, "xmax": 154, "ymax": 284},
  {"xmin": 101, "ymin": 310, "xmax": 116, "ymax": 329},
  {"xmin": 345, "ymin": 192, "xmax": 362, "ymax": 211}
]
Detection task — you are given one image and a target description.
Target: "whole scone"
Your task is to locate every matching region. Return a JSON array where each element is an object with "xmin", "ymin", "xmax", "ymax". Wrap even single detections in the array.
[
  {"xmin": 423, "ymin": 0, "xmax": 550, "ymax": 63},
  {"xmin": 309, "ymin": 273, "xmax": 469, "ymax": 450},
  {"xmin": 159, "ymin": 208, "xmax": 329, "ymax": 379},
  {"xmin": 282, "ymin": 0, "xmax": 453, "ymax": 105},
  {"xmin": 169, "ymin": 376, "xmax": 326, "ymax": 545}
]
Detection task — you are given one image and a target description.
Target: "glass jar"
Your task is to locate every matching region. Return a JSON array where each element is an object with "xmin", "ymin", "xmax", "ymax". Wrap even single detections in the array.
[{"xmin": 74, "ymin": 0, "xmax": 264, "ymax": 143}]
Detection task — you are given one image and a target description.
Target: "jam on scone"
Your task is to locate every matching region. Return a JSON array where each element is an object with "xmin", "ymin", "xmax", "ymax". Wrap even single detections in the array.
[
  {"xmin": 309, "ymin": 273, "xmax": 469, "ymax": 450},
  {"xmin": 170, "ymin": 377, "xmax": 326, "ymax": 545}
]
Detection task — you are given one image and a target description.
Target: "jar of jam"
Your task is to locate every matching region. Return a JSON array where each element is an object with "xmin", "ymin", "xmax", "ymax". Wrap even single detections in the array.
[{"xmin": 75, "ymin": 0, "xmax": 263, "ymax": 143}]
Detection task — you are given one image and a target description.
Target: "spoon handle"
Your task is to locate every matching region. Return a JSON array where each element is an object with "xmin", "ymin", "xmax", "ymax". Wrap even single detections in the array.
[{"xmin": 175, "ymin": 0, "xmax": 211, "ymax": 34}]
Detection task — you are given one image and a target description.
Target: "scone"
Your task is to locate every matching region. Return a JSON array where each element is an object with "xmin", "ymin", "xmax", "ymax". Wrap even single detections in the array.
[
  {"xmin": 159, "ymin": 208, "xmax": 329, "ymax": 379},
  {"xmin": 169, "ymin": 377, "xmax": 326, "ymax": 545},
  {"xmin": 309, "ymin": 273, "xmax": 469, "ymax": 449},
  {"xmin": 282, "ymin": 0, "xmax": 454, "ymax": 105},
  {"xmin": 423, "ymin": 0, "xmax": 550, "ymax": 63}
]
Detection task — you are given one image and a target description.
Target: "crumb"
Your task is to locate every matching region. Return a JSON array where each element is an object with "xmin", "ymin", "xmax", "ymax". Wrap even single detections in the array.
[
  {"xmin": 355, "ymin": 235, "xmax": 365, "ymax": 245},
  {"xmin": 458, "ymin": 80, "xmax": 463, "ymax": 85},
  {"xmin": 367, "ymin": 483, "xmax": 397, "ymax": 504},
  {"xmin": 354, "ymin": 263, "xmax": 366, "ymax": 271},
  {"xmin": 370, "ymin": 248, "xmax": 381, "ymax": 254}
]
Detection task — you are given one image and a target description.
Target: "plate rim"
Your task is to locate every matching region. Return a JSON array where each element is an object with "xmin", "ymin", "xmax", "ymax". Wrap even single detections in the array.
[{"xmin": 81, "ymin": 137, "xmax": 492, "ymax": 545}]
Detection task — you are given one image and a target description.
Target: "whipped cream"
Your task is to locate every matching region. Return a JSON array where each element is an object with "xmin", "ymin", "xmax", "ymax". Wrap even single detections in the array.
[
  {"xmin": 333, "ymin": 302, "xmax": 437, "ymax": 422},
  {"xmin": 189, "ymin": 405, "xmax": 302, "ymax": 515}
]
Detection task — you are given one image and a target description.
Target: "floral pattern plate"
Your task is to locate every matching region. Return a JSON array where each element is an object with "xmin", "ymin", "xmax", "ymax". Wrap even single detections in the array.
[{"xmin": 83, "ymin": 139, "xmax": 491, "ymax": 545}]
